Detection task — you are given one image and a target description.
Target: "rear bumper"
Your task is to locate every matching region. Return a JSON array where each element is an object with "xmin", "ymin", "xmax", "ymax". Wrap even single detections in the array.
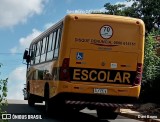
[
  {"xmin": 55, "ymin": 92, "xmax": 138, "ymax": 104},
  {"xmin": 51, "ymin": 92, "xmax": 137, "ymax": 109},
  {"xmin": 54, "ymin": 81, "xmax": 141, "ymax": 99}
]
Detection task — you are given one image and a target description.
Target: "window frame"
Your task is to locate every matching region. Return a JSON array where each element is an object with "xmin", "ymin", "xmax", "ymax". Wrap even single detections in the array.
[
  {"xmin": 29, "ymin": 22, "xmax": 63, "ymax": 65},
  {"xmin": 53, "ymin": 27, "xmax": 62, "ymax": 59}
]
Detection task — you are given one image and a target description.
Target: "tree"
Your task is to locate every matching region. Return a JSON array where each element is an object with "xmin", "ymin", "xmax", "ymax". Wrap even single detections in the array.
[
  {"xmin": 142, "ymin": 30, "xmax": 160, "ymax": 86},
  {"xmin": 103, "ymin": 0, "xmax": 160, "ymax": 33},
  {"xmin": 140, "ymin": 31, "xmax": 160, "ymax": 102},
  {"xmin": 0, "ymin": 64, "xmax": 8, "ymax": 122},
  {"xmin": 103, "ymin": 3, "xmax": 125, "ymax": 15}
]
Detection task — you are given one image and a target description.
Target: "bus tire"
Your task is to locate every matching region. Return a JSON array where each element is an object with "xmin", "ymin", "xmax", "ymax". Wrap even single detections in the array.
[
  {"xmin": 44, "ymin": 85, "xmax": 52, "ymax": 114},
  {"xmin": 27, "ymin": 83, "xmax": 35, "ymax": 107},
  {"xmin": 96, "ymin": 108, "xmax": 118, "ymax": 120},
  {"xmin": 28, "ymin": 93, "xmax": 35, "ymax": 107}
]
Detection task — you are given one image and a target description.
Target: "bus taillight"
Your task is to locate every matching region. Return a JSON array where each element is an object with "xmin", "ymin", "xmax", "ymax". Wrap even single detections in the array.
[
  {"xmin": 60, "ymin": 58, "xmax": 70, "ymax": 81},
  {"xmin": 133, "ymin": 63, "xmax": 143, "ymax": 86}
]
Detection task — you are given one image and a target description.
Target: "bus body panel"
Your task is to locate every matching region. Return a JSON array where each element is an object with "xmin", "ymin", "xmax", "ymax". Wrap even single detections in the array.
[
  {"xmin": 69, "ymin": 49, "xmax": 138, "ymax": 71},
  {"xmin": 27, "ymin": 61, "xmax": 59, "ymax": 98}
]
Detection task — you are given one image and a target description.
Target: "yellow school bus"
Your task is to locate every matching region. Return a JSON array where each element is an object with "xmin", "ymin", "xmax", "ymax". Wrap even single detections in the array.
[{"xmin": 23, "ymin": 14, "xmax": 145, "ymax": 119}]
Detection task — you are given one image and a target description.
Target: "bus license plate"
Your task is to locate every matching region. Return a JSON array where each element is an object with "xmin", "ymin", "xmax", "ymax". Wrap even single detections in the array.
[{"xmin": 93, "ymin": 88, "xmax": 107, "ymax": 94}]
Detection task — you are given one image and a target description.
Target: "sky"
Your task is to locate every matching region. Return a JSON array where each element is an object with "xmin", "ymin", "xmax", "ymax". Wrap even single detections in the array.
[{"xmin": 0, "ymin": 0, "xmax": 133, "ymax": 100}]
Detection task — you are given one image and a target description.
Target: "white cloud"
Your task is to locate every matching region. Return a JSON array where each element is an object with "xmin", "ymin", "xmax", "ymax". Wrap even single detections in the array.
[
  {"xmin": 116, "ymin": 1, "xmax": 134, "ymax": 7},
  {"xmin": 8, "ymin": 66, "xmax": 26, "ymax": 100},
  {"xmin": 9, "ymin": 66, "xmax": 26, "ymax": 82},
  {"xmin": 19, "ymin": 29, "xmax": 42, "ymax": 50},
  {"xmin": 0, "ymin": 0, "xmax": 47, "ymax": 28},
  {"xmin": 10, "ymin": 21, "xmax": 58, "ymax": 54},
  {"xmin": 10, "ymin": 29, "xmax": 42, "ymax": 53}
]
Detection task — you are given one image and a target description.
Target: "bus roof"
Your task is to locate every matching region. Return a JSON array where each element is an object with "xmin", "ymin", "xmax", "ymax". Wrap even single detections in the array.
[
  {"xmin": 30, "ymin": 19, "xmax": 63, "ymax": 45},
  {"xmin": 66, "ymin": 14, "xmax": 142, "ymax": 22}
]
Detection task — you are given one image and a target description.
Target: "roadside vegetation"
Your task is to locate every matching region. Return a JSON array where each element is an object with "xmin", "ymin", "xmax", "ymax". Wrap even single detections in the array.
[
  {"xmin": 141, "ymin": 30, "xmax": 160, "ymax": 103},
  {"xmin": 0, "ymin": 64, "xmax": 8, "ymax": 122}
]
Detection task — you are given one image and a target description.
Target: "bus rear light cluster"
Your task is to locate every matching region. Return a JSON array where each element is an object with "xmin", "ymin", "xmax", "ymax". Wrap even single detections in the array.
[
  {"xmin": 60, "ymin": 58, "xmax": 70, "ymax": 81},
  {"xmin": 133, "ymin": 63, "xmax": 142, "ymax": 86}
]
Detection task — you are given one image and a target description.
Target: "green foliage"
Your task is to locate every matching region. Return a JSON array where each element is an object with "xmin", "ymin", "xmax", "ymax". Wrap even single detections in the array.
[
  {"xmin": 143, "ymin": 31, "xmax": 160, "ymax": 81},
  {"xmin": 0, "ymin": 64, "xmax": 8, "ymax": 121},
  {"xmin": 104, "ymin": 3, "xmax": 125, "ymax": 15},
  {"xmin": 140, "ymin": 30, "xmax": 160, "ymax": 103}
]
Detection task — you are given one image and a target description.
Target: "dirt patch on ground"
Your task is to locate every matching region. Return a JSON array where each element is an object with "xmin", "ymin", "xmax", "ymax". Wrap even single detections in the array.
[{"xmin": 134, "ymin": 103, "xmax": 160, "ymax": 115}]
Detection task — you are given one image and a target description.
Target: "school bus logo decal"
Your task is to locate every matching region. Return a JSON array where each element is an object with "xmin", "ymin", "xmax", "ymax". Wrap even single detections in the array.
[
  {"xmin": 100, "ymin": 25, "xmax": 113, "ymax": 39},
  {"xmin": 70, "ymin": 67, "xmax": 136, "ymax": 84}
]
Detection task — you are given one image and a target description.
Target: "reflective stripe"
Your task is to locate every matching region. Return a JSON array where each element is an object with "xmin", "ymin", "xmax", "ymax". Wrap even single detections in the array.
[{"xmin": 65, "ymin": 100, "xmax": 134, "ymax": 109}]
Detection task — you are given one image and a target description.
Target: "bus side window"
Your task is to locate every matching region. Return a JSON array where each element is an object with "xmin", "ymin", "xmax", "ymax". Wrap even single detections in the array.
[
  {"xmin": 54, "ymin": 28, "xmax": 62, "ymax": 59},
  {"xmin": 35, "ymin": 41, "xmax": 42, "ymax": 64},
  {"xmin": 32, "ymin": 43, "xmax": 37, "ymax": 64},
  {"xmin": 30, "ymin": 45, "xmax": 33, "ymax": 65},
  {"xmin": 30, "ymin": 44, "xmax": 36, "ymax": 65},
  {"xmin": 46, "ymin": 32, "xmax": 55, "ymax": 61},
  {"xmin": 32, "ymin": 44, "xmax": 37, "ymax": 64},
  {"xmin": 40, "ymin": 37, "xmax": 47, "ymax": 62}
]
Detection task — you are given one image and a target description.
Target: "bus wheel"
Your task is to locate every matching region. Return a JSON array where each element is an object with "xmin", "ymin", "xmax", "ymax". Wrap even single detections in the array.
[
  {"xmin": 96, "ymin": 108, "xmax": 118, "ymax": 120},
  {"xmin": 44, "ymin": 86, "xmax": 51, "ymax": 114},
  {"xmin": 27, "ymin": 83, "xmax": 35, "ymax": 107},
  {"xmin": 28, "ymin": 93, "xmax": 35, "ymax": 107}
]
